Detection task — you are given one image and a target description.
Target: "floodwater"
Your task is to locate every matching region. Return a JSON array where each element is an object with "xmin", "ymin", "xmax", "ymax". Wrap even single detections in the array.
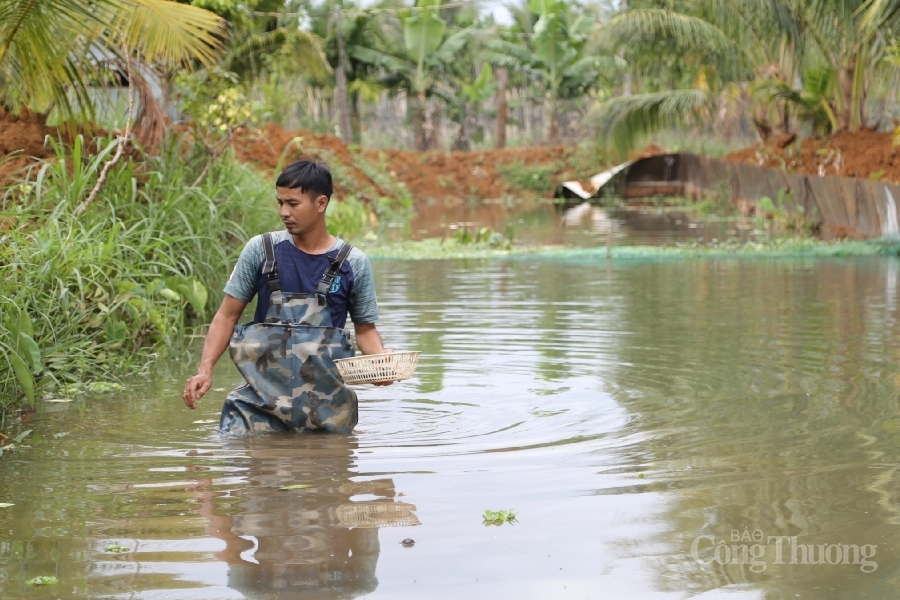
[
  {"xmin": 408, "ymin": 199, "xmax": 763, "ymax": 246},
  {"xmin": 4, "ymin": 254, "xmax": 900, "ymax": 598}
]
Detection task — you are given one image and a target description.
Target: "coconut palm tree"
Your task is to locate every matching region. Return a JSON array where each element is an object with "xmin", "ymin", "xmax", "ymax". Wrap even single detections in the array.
[
  {"xmin": 592, "ymin": 0, "xmax": 900, "ymax": 156},
  {"xmin": 0, "ymin": 0, "xmax": 225, "ymax": 124}
]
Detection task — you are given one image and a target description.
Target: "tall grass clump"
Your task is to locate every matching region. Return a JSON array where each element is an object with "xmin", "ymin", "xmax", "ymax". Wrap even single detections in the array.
[{"xmin": 0, "ymin": 135, "xmax": 276, "ymax": 425}]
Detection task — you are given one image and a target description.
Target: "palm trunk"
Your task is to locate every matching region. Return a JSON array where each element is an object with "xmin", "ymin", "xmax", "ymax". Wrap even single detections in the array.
[
  {"xmin": 414, "ymin": 92, "xmax": 428, "ymax": 151},
  {"xmin": 838, "ymin": 64, "xmax": 853, "ymax": 131},
  {"xmin": 454, "ymin": 112, "xmax": 472, "ymax": 151},
  {"xmin": 350, "ymin": 91, "xmax": 362, "ymax": 144},
  {"xmin": 495, "ymin": 67, "xmax": 507, "ymax": 149},
  {"xmin": 431, "ymin": 102, "xmax": 442, "ymax": 150},
  {"xmin": 850, "ymin": 45, "xmax": 867, "ymax": 131},
  {"xmin": 548, "ymin": 98, "xmax": 559, "ymax": 143},
  {"xmin": 335, "ymin": 8, "xmax": 353, "ymax": 142}
]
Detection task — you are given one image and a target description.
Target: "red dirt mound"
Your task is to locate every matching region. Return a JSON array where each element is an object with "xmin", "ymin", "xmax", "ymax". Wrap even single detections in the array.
[
  {"xmin": 232, "ymin": 124, "xmax": 393, "ymax": 199},
  {"xmin": 0, "ymin": 109, "xmax": 62, "ymax": 183},
  {"xmin": 0, "ymin": 116, "xmax": 623, "ymax": 202},
  {"xmin": 724, "ymin": 130, "xmax": 900, "ymax": 183},
  {"xmin": 368, "ymin": 145, "xmax": 573, "ymax": 202},
  {"xmin": 232, "ymin": 123, "xmax": 599, "ymax": 202}
]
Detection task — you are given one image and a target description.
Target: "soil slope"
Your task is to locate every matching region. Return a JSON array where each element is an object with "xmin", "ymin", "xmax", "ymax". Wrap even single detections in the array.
[
  {"xmin": 724, "ymin": 131, "xmax": 900, "ymax": 184},
  {"xmin": 232, "ymin": 123, "xmax": 600, "ymax": 202},
  {"xmin": 0, "ymin": 113, "xmax": 607, "ymax": 201}
]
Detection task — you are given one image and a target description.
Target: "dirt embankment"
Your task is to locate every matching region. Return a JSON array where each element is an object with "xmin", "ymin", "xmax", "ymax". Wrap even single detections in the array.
[
  {"xmin": 232, "ymin": 123, "xmax": 603, "ymax": 202},
  {"xmin": 0, "ymin": 113, "xmax": 649, "ymax": 202},
  {"xmin": 0, "ymin": 110, "xmax": 64, "ymax": 183},
  {"xmin": 723, "ymin": 130, "xmax": 900, "ymax": 184}
]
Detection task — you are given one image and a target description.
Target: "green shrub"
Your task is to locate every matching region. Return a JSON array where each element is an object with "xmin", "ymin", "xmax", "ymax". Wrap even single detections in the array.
[
  {"xmin": 0, "ymin": 134, "xmax": 275, "ymax": 424},
  {"xmin": 326, "ymin": 194, "xmax": 371, "ymax": 240},
  {"xmin": 497, "ymin": 160, "xmax": 558, "ymax": 194}
]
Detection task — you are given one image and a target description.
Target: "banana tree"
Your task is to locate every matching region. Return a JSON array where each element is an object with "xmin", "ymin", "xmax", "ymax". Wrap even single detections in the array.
[
  {"xmin": 485, "ymin": 0, "xmax": 622, "ymax": 141},
  {"xmin": 351, "ymin": 0, "xmax": 472, "ymax": 149},
  {"xmin": 309, "ymin": 1, "xmax": 399, "ymax": 143},
  {"xmin": 448, "ymin": 63, "xmax": 496, "ymax": 150}
]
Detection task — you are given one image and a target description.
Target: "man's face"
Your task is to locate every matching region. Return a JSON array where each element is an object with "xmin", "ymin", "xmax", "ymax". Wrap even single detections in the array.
[{"xmin": 276, "ymin": 186, "xmax": 328, "ymax": 236}]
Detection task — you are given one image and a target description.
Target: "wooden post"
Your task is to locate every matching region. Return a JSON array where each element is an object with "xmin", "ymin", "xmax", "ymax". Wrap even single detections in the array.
[{"xmin": 606, "ymin": 225, "xmax": 612, "ymax": 259}]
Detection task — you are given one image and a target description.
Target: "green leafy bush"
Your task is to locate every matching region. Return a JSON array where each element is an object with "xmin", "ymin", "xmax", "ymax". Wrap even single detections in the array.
[
  {"xmin": 497, "ymin": 160, "xmax": 559, "ymax": 194},
  {"xmin": 326, "ymin": 195, "xmax": 372, "ymax": 240},
  {"xmin": 0, "ymin": 134, "xmax": 275, "ymax": 423}
]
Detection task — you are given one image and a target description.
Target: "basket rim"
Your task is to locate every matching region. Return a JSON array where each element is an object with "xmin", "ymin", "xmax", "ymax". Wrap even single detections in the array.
[{"xmin": 334, "ymin": 351, "xmax": 420, "ymax": 364}]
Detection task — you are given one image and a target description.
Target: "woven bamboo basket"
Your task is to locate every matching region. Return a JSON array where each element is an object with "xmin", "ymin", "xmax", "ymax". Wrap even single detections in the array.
[{"xmin": 334, "ymin": 351, "xmax": 420, "ymax": 385}]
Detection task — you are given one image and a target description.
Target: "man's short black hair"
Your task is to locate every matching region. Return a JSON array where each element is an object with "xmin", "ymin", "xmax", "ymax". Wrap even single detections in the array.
[{"xmin": 276, "ymin": 159, "xmax": 333, "ymax": 199}]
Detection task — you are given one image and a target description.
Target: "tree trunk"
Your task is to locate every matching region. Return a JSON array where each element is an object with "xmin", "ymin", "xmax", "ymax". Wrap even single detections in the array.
[
  {"xmin": 838, "ymin": 64, "xmax": 853, "ymax": 131},
  {"xmin": 454, "ymin": 110, "xmax": 474, "ymax": 151},
  {"xmin": 430, "ymin": 102, "xmax": 442, "ymax": 150},
  {"xmin": 335, "ymin": 8, "xmax": 353, "ymax": 142},
  {"xmin": 621, "ymin": 1, "xmax": 631, "ymax": 96},
  {"xmin": 548, "ymin": 96, "xmax": 559, "ymax": 143},
  {"xmin": 350, "ymin": 91, "xmax": 362, "ymax": 144},
  {"xmin": 852, "ymin": 46, "xmax": 867, "ymax": 131},
  {"xmin": 495, "ymin": 67, "xmax": 507, "ymax": 149},
  {"xmin": 414, "ymin": 93, "xmax": 428, "ymax": 151}
]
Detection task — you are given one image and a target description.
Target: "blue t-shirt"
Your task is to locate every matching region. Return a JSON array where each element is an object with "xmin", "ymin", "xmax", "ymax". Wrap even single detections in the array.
[{"xmin": 224, "ymin": 231, "xmax": 379, "ymax": 328}]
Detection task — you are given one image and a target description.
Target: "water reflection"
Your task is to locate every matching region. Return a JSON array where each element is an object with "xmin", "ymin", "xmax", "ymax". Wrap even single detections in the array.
[
  {"xmin": 407, "ymin": 198, "xmax": 761, "ymax": 247},
  {"xmin": 193, "ymin": 436, "xmax": 418, "ymax": 599}
]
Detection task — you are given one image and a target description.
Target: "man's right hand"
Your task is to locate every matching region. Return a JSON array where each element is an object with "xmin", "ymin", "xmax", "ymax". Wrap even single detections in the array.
[
  {"xmin": 183, "ymin": 372, "xmax": 213, "ymax": 410},
  {"xmin": 182, "ymin": 295, "xmax": 248, "ymax": 411}
]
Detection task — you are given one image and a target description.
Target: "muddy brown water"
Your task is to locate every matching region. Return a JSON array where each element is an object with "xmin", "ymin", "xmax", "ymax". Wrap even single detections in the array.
[
  {"xmin": 408, "ymin": 200, "xmax": 764, "ymax": 246},
  {"xmin": 4, "ymin": 253, "xmax": 900, "ymax": 599}
]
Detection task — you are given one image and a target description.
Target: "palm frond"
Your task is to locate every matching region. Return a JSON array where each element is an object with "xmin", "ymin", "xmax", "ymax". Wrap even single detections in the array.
[
  {"xmin": 484, "ymin": 39, "xmax": 538, "ymax": 66},
  {"xmin": 350, "ymin": 46, "xmax": 411, "ymax": 74},
  {"xmin": 562, "ymin": 54, "xmax": 624, "ymax": 80},
  {"xmin": 0, "ymin": 0, "xmax": 108, "ymax": 117},
  {"xmin": 860, "ymin": 0, "xmax": 900, "ymax": 34},
  {"xmin": 589, "ymin": 89, "xmax": 710, "ymax": 158},
  {"xmin": 429, "ymin": 28, "xmax": 473, "ymax": 65},
  {"xmin": 481, "ymin": 51, "xmax": 523, "ymax": 68},
  {"xmin": 112, "ymin": 0, "xmax": 226, "ymax": 65},
  {"xmin": 0, "ymin": 0, "xmax": 225, "ymax": 122},
  {"xmin": 603, "ymin": 8, "xmax": 734, "ymax": 56},
  {"xmin": 225, "ymin": 28, "xmax": 329, "ymax": 81},
  {"xmin": 348, "ymin": 78, "xmax": 384, "ymax": 103}
]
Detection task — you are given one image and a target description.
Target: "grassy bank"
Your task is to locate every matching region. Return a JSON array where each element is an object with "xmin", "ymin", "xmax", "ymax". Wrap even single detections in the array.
[
  {"xmin": 365, "ymin": 237, "xmax": 900, "ymax": 260},
  {"xmin": 0, "ymin": 136, "xmax": 278, "ymax": 425}
]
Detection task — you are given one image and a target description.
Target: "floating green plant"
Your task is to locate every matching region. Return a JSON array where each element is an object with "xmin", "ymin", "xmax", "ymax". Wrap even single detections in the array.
[
  {"xmin": 483, "ymin": 509, "xmax": 517, "ymax": 525},
  {"xmin": 105, "ymin": 544, "xmax": 131, "ymax": 553},
  {"xmin": 26, "ymin": 576, "xmax": 58, "ymax": 585}
]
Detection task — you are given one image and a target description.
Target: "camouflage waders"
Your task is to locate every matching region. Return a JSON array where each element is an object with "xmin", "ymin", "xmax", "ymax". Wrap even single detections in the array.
[{"xmin": 219, "ymin": 234, "xmax": 358, "ymax": 435}]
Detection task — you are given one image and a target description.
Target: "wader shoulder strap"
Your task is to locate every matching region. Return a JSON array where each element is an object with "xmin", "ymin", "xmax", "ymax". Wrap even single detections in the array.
[
  {"xmin": 261, "ymin": 233, "xmax": 282, "ymax": 302},
  {"xmin": 316, "ymin": 242, "xmax": 354, "ymax": 305}
]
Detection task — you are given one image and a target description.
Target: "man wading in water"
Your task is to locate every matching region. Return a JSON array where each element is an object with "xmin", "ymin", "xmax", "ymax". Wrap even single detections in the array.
[{"xmin": 182, "ymin": 160, "xmax": 391, "ymax": 435}]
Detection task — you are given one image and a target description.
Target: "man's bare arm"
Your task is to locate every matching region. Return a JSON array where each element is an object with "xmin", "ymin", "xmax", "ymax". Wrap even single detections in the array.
[
  {"xmin": 353, "ymin": 322, "xmax": 393, "ymax": 386},
  {"xmin": 353, "ymin": 322, "xmax": 388, "ymax": 355},
  {"xmin": 183, "ymin": 295, "xmax": 248, "ymax": 409}
]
